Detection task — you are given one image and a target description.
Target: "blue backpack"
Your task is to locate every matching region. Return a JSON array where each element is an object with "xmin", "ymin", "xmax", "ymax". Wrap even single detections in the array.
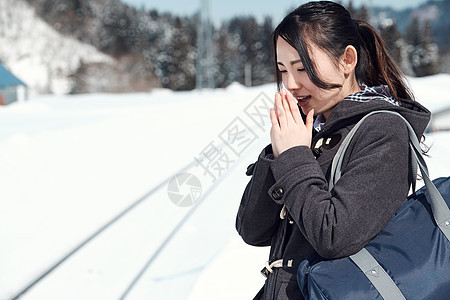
[{"xmin": 298, "ymin": 111, "xmax": 450, "ymax": 300}]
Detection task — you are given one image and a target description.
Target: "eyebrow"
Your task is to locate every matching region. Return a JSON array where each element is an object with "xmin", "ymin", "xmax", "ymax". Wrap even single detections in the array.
[{"xmin": 277, "ymin": 59, "xmax": 302, "ymax": 66}]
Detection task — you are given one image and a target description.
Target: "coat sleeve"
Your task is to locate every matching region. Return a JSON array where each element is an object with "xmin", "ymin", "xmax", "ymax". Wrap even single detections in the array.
[
  {"xmin": 267, "ymin": 113, "xmax": 411, "ymax": 258},
  {"xmin": 236, "ymin": 144, "xmax": 283, "ymax": 246}
]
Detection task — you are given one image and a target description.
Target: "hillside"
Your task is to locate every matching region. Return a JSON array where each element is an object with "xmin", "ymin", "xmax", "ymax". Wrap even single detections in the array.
[
  {"xmin": 0, "ymin": 0, "xmax": 161, "ymax": 95},
  {"xmin": 0, "ymin": 0, "xmax": 113, "ymax": 94}
]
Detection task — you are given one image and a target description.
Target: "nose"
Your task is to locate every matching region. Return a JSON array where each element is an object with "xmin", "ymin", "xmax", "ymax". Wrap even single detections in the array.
[{"xmin": 284, "ymin": 72, "xmax": 301, "ymax": 91}]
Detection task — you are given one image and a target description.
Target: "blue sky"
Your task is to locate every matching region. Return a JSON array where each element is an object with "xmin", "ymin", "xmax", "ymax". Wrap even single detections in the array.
[{"xmin": 122, "ymin": 0, "xmax": 428, "ymax": 25}]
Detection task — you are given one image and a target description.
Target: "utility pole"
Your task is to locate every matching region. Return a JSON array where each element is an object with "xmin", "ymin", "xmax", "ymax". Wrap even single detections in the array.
[
  {"xmin": 245, "ymin": 62, "xmax": 252, "ymax": 87},
  {"xmin": 196, "ymin": 0, "xmax": 215, "ymax": 89}
]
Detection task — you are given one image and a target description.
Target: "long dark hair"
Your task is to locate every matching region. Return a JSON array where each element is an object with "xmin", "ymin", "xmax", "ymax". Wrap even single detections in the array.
[{"xmin": 272, "ymin": 1, "xmax": 414, "ymax": 102}]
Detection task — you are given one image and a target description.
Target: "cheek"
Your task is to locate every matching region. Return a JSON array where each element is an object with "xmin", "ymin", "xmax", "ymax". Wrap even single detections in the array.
[
  {"xmin": 299, "ymin": 75, "xmax": 319, "ymax": 93},
  {"xmin": 293, "ymin": 73, "xmax": 313, "ymax": 88},
  {"xmin": 281, "ymin": 73, "xmax": 287, "ymax": 85},
  {"xmin": 316, "ymin": 89, "xmax": 341, "ymax": 107},
  {"xmin": 318, "ymin": 64, "xmax": 345, "ymax": 83},
  {"xmin": 302, "ymin": 78, "xmax": 316, "ymax": 90}
]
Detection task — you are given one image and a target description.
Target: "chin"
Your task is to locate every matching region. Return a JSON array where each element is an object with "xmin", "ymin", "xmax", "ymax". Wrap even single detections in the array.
[{"xmin": 301, "ymin": 107, "xmax": 312, "ymax": 116}]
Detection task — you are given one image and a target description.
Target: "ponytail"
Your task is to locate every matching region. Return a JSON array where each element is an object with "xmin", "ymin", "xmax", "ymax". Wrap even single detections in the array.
[{"xmin": 355, "ymin": 20, "xmax": 414, "ymax": 102}]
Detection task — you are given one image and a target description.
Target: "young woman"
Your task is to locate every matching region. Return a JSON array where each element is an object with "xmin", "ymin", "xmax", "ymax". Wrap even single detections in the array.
[{"xmin": 236, "ymin": 1, "xmax": 431, "ymax": 299}]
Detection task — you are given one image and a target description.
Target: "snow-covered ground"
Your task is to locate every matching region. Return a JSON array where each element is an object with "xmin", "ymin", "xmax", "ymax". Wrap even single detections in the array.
[{"xmin": 1, "ymin": 75, "xmax": 449, "ymax": 299}]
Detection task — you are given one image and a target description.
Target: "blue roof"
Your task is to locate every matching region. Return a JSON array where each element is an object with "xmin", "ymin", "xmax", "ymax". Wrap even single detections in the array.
[{"xmin": 0, "ymin": 63, "xmax": 26, "ymax": 88}]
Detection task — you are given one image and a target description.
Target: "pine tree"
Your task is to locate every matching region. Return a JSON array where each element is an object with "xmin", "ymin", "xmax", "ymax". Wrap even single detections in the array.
[
  {"xmin": 379, "ymin": 19, "xmax": 414, "ymax": 76},
  {"xmin": 355, "ymin": 4, "xmax": 369, "ymax": 22},
  {"xmin": 254, "ymin": 16, "xmax": 274, "ymax": 85},
  {"xmin": 215, "ymin": 24, "xmax": 231, "ymax": 87},
  {"xmin": 240, "ymin": 17, "xmax": 260, "ymax": 86},
  {"xmin": 167, "ymin": 17, "xmax": 196, "ymax": 90},
  {"xmin": 220, "ymin": 17, "xmax": 245, "ymax": 86},
  {"xmin": 346, "ymin": 0, "xmax": 357, "ymax": 18},
  {"xmin": 406, "ymin": 16, "xmax": 420, "ymax": 47},
  {"xmin": 379, "ymin": 20, "xmax": 402, "ymax": 66},
  {"xmin": 412, "ymin": 20, "xmax": 439, "ymax": 76}
]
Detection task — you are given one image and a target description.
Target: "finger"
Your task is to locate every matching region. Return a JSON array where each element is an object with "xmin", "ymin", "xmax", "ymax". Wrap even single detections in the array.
[
  {"xmin": 270, "ymin": 108, "xmax": 279, "ymax": 128},
  {"xmin": 275, "ymin": 93, "xmax": 287, "ymax": 129},
  {"xmin": 284, "ymin": 89, "xmax": 302, "ymax": 124},
  {"xmin": 280, "ymin": 91, "xmax": 293, "ymax": 123},
  {"xmin": 306, "ymin": 109, "xmax": 315, "ymax": 133}
]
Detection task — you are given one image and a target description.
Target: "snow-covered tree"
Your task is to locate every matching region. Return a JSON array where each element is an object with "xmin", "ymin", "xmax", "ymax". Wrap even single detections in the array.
[
  {"xmin": 379, "ymin": 19, "xmax": 414, "ymax": 76},
  {"xmin": 407, "ymin": 17, "xmax": 439, "ymax": 77}
]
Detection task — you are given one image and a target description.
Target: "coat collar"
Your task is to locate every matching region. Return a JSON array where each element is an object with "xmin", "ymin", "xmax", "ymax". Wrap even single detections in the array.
[{"xmin": 318, "ymin": 97, "xmax": 431, "ymax": 140}]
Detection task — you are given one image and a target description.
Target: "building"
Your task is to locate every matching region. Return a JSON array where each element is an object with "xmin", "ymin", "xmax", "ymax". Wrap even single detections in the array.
[{"xmin": 0, "ymin": 63, "xmax": 27, "ymax": 105}]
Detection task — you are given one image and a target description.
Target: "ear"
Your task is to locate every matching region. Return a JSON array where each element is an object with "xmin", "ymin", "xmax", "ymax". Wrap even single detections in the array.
[{"xmin": 341, "ymin": 45, "xmax": 358, "ymax": 75}]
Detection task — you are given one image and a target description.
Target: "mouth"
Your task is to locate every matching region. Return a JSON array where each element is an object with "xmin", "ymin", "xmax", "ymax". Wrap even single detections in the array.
[{"xmin": 295, "ymin": 95, "xmax": 311, "ymax": 106}]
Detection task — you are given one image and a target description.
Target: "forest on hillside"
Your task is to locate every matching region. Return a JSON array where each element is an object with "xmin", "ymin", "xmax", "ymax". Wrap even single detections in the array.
[{"xmin": 25, "ymin": 0, "xmax": 450, "ymax": 92}]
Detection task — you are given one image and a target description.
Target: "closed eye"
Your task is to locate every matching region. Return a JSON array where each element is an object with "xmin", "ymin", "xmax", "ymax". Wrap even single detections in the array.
[{"xmin": 297, "ymin": 68, "xmax": 305, "ymax": 72}]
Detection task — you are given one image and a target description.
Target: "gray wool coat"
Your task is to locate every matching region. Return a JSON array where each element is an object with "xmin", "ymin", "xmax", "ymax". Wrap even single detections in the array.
[{"xmin": 236, "ymin": 97, "xmax": 430, "ymax": 299}]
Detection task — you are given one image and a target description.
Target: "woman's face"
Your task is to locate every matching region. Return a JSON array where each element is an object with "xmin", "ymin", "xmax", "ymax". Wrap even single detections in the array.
[{"xmin": 276, "ymin": 37, "xmax": 351, "ymax": 119}]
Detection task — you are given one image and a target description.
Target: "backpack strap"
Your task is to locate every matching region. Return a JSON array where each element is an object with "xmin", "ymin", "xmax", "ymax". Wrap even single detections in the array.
[
  {"xmin": 349, "ymin": 248, "xmax": 406, "ymax": 300},
  {"xmin": 329, "ymin": 110, "xmax": 450, "ymax": 239}
]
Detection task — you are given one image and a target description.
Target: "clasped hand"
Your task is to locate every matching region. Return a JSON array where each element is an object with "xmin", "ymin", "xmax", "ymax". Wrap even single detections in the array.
[{"xmin": 269, "ymin": 89, "xmax": 314, "ymax": 158}]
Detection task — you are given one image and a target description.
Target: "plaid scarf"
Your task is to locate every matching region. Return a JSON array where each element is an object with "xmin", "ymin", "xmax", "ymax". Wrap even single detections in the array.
[
  {"xmin": 314, "ymin": 85, "xmax": 400, "ymax": 132},
  {"xmin": 344, "ymin": 84, "xmax": 400, "ymax": 106}
]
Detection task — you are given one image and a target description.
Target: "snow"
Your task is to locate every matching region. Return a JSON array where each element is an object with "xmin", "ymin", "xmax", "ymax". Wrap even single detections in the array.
[
  {"xmin": 0, "ymin": 0, "xmax": 112, "ymax": 95},
  {"xmin": 1, "ymin": 75, "xmax": 450, "ymax": 299},
  {"xmin": 407, "ymin": 74, "xmax": 450, "ymax": 113}
]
